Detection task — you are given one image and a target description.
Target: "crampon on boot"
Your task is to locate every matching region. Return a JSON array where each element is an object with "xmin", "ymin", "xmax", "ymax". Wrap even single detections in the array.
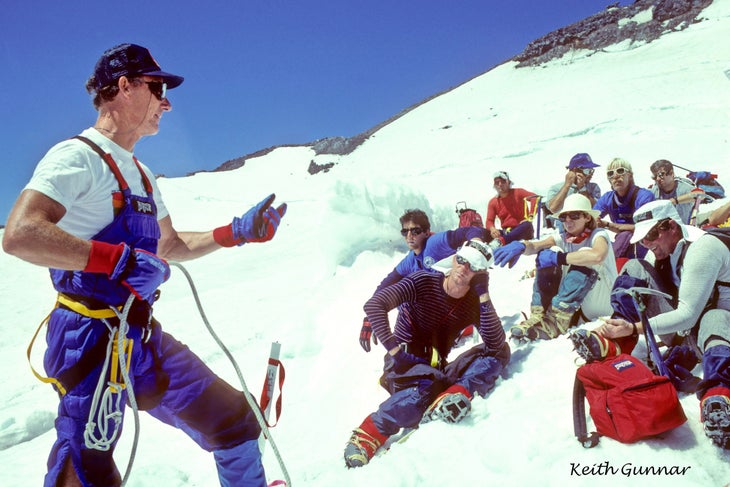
[
  {"xmin": 421, "ymin": 384, "xmax": 472, "ymax": 424},
  {"xmin": 569, "ymin": 329, "xmax": 621, "ymax": 363},
  {"xmin": 510, "ymin": 306, "xmax": 544, "ymax": 341},
  {"xmin": 701, "ymin": 386, "xmax": 730, "ymax": 449},
  {"xmin": 344, "ymin": 415, "xmax": 388, "ymax": 468}
]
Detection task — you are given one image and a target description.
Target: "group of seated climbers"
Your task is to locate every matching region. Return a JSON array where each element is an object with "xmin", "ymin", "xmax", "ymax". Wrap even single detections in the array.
[{"xmin": 345, "ymin": 154, "xmax": 728, "ymax": 468}]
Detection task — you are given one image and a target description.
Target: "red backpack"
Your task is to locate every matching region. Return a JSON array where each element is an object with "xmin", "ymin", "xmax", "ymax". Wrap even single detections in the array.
[
  {"xmin": 573, "ymin": 354, "xmax": 686, "ymax": 447},
  {"xmin": 455, "ymin": 201, "xmax": 484, "ymax": 228}
]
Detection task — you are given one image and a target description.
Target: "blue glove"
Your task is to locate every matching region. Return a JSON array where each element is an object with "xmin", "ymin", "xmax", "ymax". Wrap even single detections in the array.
[
  {"xmin": 536, "ymin": 249, "xmax": 558, "ymax": 269},
  {"xmin": 214, "ymin": 194, "xmax": 287, "ymax": 247},
  {"xmin": 493, "ymin": 241, "xmax": 525, "ymax": 268},
  {"xmin": 663, "ymin": 345, "xmax": 701, "ymax": 393},
  {"xmin": 391, "ymin": 348, "xmax": 429, "ymax": 374},
  {"xmin": 233, "ymin": 193, "xmax": 287, "ymax": 244},
  {"xmin": 112, "ymin": 246, "xmax": 171, "ymax": 304}
]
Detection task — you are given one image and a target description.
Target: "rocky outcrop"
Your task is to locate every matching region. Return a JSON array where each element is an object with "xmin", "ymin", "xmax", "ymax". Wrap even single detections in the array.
[{"xmin": 514, "ymin": 0, "xmax": 713, "ymax": 67}]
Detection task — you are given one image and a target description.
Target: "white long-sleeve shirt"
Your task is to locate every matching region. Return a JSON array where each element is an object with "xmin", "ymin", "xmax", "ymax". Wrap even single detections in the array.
[{"xmin": 649, "ymin": 231, "xmax": 730, "ymax": 335}]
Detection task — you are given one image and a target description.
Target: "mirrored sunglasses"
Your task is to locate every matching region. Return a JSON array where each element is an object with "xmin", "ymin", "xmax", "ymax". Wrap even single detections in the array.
[
  {"xmin": 558, "ymin": 211, "xmax": 585, "ymax": 222},
  {"xmin": 573, "ymin": 167, "xmax": 594, "ymax": 176},
  {"xmin": 606, "ymin": 167, "xmax": 628, "ymax": 178},
  {"xmin": 641, "ymin": 218, "xmax": 672, "ymax": 244},
  {"xmin": 144, "ymin": 81, "xmax": 167, "ymax": 100},
  {"xmin": 400, "ymin": 227, "xmax": 424, "ymax": 237},
  {"xmin": 455, "ymin": 254, "xmax": 487, "ymax": 272}
]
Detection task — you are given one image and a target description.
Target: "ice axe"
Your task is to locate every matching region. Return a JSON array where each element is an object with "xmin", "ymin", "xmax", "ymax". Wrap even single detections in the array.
[{"xmin": 617, "ymin": 286, "xmax": 672, "ymax": 377}]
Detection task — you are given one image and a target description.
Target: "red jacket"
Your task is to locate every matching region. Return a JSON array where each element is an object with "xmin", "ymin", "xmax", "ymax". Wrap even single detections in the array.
[{"xmin": 486, "ymin": 188, "xmax": 537, "ymax": 230}]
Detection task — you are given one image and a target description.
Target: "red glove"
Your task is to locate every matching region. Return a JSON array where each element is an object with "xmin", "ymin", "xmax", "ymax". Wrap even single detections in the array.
[{"xmin": 85, "ymin": 241, "xmax": 170, "ymax": 303}]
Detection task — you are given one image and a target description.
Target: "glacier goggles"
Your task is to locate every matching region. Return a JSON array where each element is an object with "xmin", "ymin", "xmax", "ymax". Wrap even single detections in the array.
[
  {"xmin": 606, "ymin": 167, "xmax": 629, "ymax": 179},
  {"xmin": 454, "ymin": 240, "xmax": 491, "ymax": 271}
]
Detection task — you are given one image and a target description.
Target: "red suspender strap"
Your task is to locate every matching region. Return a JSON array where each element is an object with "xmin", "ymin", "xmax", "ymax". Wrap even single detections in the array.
[{"xmin": 73, "ymin": 136, "xmax": 130, "ymax": 191}]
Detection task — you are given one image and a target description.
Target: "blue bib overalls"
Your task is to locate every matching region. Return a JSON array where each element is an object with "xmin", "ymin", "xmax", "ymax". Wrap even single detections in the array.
[{"xmin": 43, "ymin": 137, "xmax": 265, "ymax": 487}]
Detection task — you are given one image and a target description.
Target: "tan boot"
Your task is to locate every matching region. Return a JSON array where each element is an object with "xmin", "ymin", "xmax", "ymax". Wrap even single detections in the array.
[
  {"xmin": 510, "ymin": 306, "xmax": 544, "ymax": 341},
  {"xmin": 537, "ymin": 306, "xmax": 575, "ymax": 339},
  {"xmin": 344, "ymin": 415, "xmax": 388, "ymax": 468}
]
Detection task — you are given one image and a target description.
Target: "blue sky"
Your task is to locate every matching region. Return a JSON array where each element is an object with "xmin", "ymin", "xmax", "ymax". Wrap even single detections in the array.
[{"xmin": 0, "ymin": 0, "xmax": 631, "ymax": 224}]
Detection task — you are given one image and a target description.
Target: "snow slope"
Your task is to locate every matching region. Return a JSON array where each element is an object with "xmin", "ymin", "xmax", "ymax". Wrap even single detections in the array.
[{"xmin": 1, "ymin": 1, "xmax": 729, "ymax": 486}]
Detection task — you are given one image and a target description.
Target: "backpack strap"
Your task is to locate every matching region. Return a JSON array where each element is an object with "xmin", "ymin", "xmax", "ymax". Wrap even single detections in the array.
[{"xmin": 572, "ymin": 371, "xmax": 600, "ymax": 448}]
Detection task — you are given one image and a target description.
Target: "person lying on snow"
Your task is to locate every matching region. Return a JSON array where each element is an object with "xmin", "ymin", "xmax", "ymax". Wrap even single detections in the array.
[{"xmin": 344, "ymin": 240, "xmax": 509, "ymax": 467}]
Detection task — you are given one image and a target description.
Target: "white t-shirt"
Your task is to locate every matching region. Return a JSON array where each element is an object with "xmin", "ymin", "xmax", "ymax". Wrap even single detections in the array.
[
  {"xmin": 553, "ymin": 227, "xmax": 617, "ymax": 319},
  {"xmin": 25, "ymin": 128, "xmax": 169, "ymax": 240}
]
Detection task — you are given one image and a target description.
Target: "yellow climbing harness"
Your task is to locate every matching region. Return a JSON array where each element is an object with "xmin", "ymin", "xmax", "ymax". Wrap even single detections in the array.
[{"xmin": 26, "ymin": 293, "xmax": 127, "ymax": 396}]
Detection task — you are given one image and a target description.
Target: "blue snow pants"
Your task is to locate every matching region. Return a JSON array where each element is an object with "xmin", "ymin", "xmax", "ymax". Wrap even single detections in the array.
[
  {"xmin": 43, "ymin": 307, "xmax": 265, "ymax": 487},
  {"xmin": 370, "ymin": 343, "xmax": 509, "ymax": 436}
]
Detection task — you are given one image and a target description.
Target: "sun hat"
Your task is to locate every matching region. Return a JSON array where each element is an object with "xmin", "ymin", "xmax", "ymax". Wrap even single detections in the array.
[
  {"xmin": 630, "ymin": 199, "xmax": 687, "ymax": 243},
  {"xmin": 92, "ymin": 43, "xmax": 184, "ymax": 91},
  {"xmin": 558, "ymin": 193, "xmax": 600, "ymax": 219},
  {"xmin": 432, "ymin": 240, "xmax": 493, "ymax": 274},
  {"xmin": 567, "ymin": 153, "xmax": 599, "ymax": 170}
]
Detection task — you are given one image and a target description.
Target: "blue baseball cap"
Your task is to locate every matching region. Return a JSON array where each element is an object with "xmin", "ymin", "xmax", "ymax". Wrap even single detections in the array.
[
  {"xmin": 567, "ymin": 153, "xmax": 599, "ymax": 170},
  {"xmin": 92, "ymin": 43, "xmax": 184, "ymax": 91}
]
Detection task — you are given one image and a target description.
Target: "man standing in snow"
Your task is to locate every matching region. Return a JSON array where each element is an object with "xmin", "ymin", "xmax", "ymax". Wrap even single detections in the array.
[
  {"xmin": 2, "ymin": 44, "xmax": 286, "ymax": 486},
  {"xmin": 485, "ymin": 171, "xmax": 538, "ymax": 248},
  {"xmin": 344, "ymin": 240, "xmax": 509, "ymax": 467},
  {"xmin": 358, "ymin": 209, "xmax": 487, "ymax": 352},
  {"xmin": 571, "ymin": 200, "xmax": 730, "ymax": 450}
]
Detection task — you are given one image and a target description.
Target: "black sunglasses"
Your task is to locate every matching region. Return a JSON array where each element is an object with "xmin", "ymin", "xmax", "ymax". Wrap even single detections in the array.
[
  {"xmin": 642, "ymin": 218, "xmax": 672, "ymax": 243},
  {"xmin": 143, "ymin": 81, "xmax": 167, "ymax": 100},
  {"xmin": 606, "ymin": 167, "xmax": 628, "ymax": 179},
  {"xmin": 400, "ymin": 227, "xmax": 424, "ymax": 237},
  {"xmin": 558, "ymin": 211, "xmax": 586, "ymax": 222},
  {"xmin": 652, "ymin": 170, "xmax": 672, "ymax": 179}
]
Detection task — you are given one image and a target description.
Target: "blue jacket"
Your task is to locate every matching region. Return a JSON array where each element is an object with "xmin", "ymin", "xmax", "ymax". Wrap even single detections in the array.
[{"xmin": 593, "ymin": 184, "xmax": 655, "ymax": 224}]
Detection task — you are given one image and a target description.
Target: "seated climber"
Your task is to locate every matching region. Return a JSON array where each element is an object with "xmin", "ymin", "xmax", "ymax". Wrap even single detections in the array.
[{"xmin": 493, "ymin": 194, "xmax": 617, "ymax": 341}]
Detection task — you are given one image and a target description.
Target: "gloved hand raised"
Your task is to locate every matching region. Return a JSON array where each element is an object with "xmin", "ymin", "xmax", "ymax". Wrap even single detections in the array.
[
  {"xmin": 493, "ymin": 241, "xmax": 525, "ymax": 268},
  {"xmin": 536, "ymin": 249, "xmax": 567, "ymax": 269},
  {"xmin": 390, "ymin": 348, "xmax": 429, "ymax": 374},
  {"xmin": 214, "ymin": 194, "xmax": 287, "ymax": 247},
  {"xmin": 359, "ymin": 317, "xmax": 378, "ymax": 352},
  {"xmin": 84, "ymin": 241, "xmax": 170, "ymax": 304}
]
